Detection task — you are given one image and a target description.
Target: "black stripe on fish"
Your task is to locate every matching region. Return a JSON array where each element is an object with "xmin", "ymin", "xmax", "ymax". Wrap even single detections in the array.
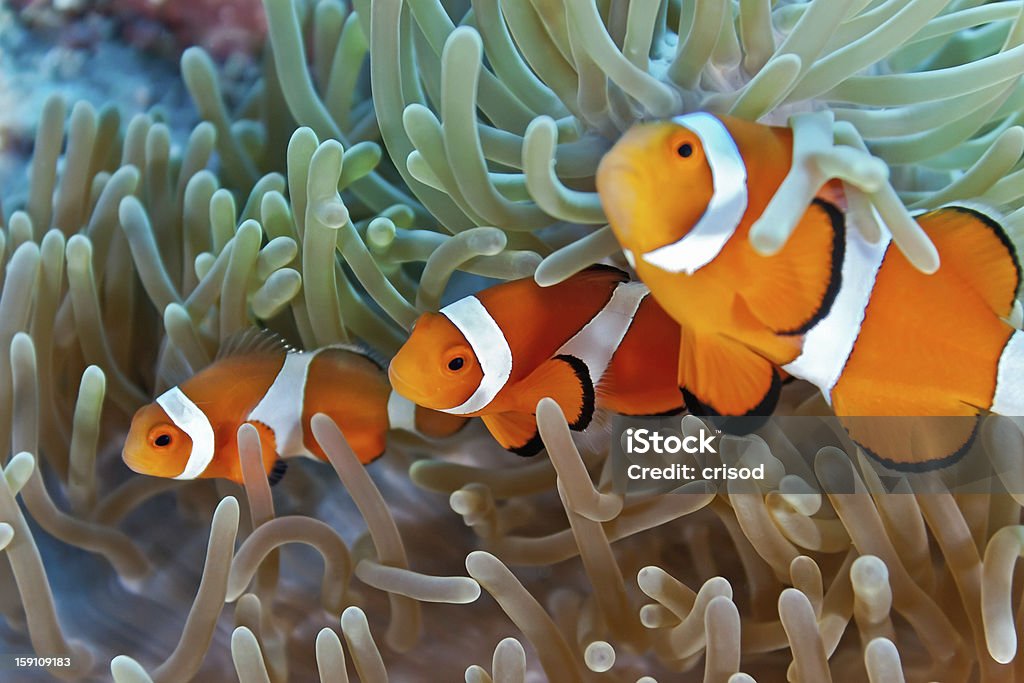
[
  {"xmin": 268, "ymin": 459, "xmax": 288, "ymax": 486},
  {"xmin": 554, "ymin": 354, "xmax": 596, "ymax": 432}
]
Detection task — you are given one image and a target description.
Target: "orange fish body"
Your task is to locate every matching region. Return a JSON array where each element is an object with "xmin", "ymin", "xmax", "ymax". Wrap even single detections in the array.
[
  {"xmin": 388, "ymin": 266, "xmax": 683, "ymax": 455},
  {"xmin": 123, "ymin": 336, "xmax": 463, "ymax": 484},
  {"xmin": 597, "ymin": 112, "xmax": 1022, "ymax": 468}
]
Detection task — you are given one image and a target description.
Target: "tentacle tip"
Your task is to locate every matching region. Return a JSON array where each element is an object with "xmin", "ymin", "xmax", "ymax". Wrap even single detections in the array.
[
  {"xmin": 533, "ymin": 264, "xmax": 567, "ymax": 288},
  {"xmin": 340, "ymin": 604, "xmax": 367, "ymax": 627},
  {"xmin": 448, "ymin": 25, "xmax": 483, "ymax": 51},
  {"xmin": 315, "ymin": 199, "xmax": 350, "ymax": 229},
  {"xmin": 117, "ymin": 574, "xmax": 148, "ymax": 595},
  {"xmin": 525, "ymin": 115, "xmax": 558, "ymax": 139},
  {"xmin": 214, "ymin": 494, "xmax": 241, "ymax": 519},
  {"xmin": 315, "ymin": 627, "xmax": 339, "ymax": 644},
  {"xmin": 110, "ymin": 654, "xmax": 149, "ymax": 680},
  {"xmin": 180, "ymin": 46, "xmax": 208, "ymax": 65},
  {"xmin": 747, "ymin": 227, "xmax": 785, "ymax": 256},
  {"xmin": 459, "ymin": 580, "xmax": 483, "ymax": 603},
  {"xmin": 988, "ymin": 641, "xmax": 1016, "ymax": 666},
  {"xmin": 914, "ymin": 250, "xmax": 940, "ymax": 275},
  {"xmin": 465, "ymin": 549, "xmax": 496, "ymax": 574}
]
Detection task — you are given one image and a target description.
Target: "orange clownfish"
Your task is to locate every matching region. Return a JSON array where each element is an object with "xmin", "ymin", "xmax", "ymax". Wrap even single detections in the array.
[
  {"xmin": 123, "ymin": 332, "xmax": 465, "ymax": 484},
  {"xmin": 596, "ymin": 111, "xmax": 1023, "ymax": 469},
  {"xmin": 387, "ymin": 266, "xmax": 684, "ymax": 456}
]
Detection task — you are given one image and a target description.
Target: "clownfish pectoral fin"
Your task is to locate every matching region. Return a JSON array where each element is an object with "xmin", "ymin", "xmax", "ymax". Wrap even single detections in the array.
[
  {"xmin": 268, "ymin": 458, "xmax": 288, "ymax": 486},
  {"xmin": 839, "ymin": 413, "xmax": 979, "ymax": 472},
  {"xmin": 740, "ymin": 197, "xmax": 845, "ymax": 335},
  {"xmin": 680, "ymin": 334, "xmax": 781, "ymax": 428},
  {"xmin": 216, "ymin": 326, "xmax": 298, "ymax": 359},
  {"xmin": 387, "ymin": 391, "xmax": 469, "ymax": 440},
  {"xmin": 515, "ymin": 355, "xmax": 596, "ymax": 432},
  {"xmin": 414, "ymin": 405, "xmax": 469, "ymax": 439},
  {"xmin": 482, "ymin": 412, "xmax": 543, "ymax": 457}
]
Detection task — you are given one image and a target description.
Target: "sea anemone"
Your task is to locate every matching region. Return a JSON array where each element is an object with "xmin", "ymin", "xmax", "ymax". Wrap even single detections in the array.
[{"xmin": 3, "ymin": 0, "xmax": 1024, "ymax": 681}]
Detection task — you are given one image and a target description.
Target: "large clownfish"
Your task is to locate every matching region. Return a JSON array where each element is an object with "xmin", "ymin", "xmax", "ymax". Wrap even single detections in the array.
[
  {"xmin": 122, "ymin": 331, "xmax": 465, "ymax": 485},
  {"xmin": 596, "ymin": 111, "xmax": 1024, "ymax": 469},
  {"xmin": 388, "ymin": 266, "xmax": 684, "ymax": 456}
]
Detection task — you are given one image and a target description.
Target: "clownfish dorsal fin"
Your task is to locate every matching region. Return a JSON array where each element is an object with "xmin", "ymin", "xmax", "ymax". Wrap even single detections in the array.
[
  {"xmin": 216, "ymin": 327, "xmax": 298, "ymax": 360},
  {"xmin": 739, "ymin": 197, "xmax": 846, "ymax": 336},
  {"xmin": 321, "ymin": 342, "xmax": 387, "ymax": 371},
  {"xmin": 916, "ymin": 204, "xmax": 1021, "ymax": 318},
  {"xmin": 514, "ymin": 354, "xmax": 596, "ymax": 432},
  {"xmin": 680, "ymin": 332, "xmax": 781, "ymax": 421},
  {"xmin": 481, "ymin": 412, "xmax": 544, "ymax": 456}
]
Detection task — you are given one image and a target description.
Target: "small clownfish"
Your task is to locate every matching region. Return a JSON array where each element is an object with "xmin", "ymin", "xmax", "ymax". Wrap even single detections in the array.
[
  {"xmin": 596, "ymin": 111, "xmax": 1024, "ymax": 469},
  {"xmin": 387, "ymin": 266, "xmax": 684, "ymax": 456},
  {"xmin": 122, "ymin": 331, "xmax": 466, "ymax": 485}
]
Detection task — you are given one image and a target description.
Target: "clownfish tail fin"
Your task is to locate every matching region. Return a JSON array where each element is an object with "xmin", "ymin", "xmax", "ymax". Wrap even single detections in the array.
[{"xmin": 268, "ymin": 459, "xmax": 288, "ymax": 486}]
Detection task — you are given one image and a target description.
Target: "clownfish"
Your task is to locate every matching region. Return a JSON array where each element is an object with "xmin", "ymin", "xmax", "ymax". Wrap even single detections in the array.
[
  {"xmin": 387, "ymin": 266, "xmax": 684, "ymax": 456},
  {"xmin": 122, "ymin": 331, "xmax": 465, "ymax": 485},
  {"xmin": 596, "ymin": 111, "xmax": 1023, "ymax": 470}
]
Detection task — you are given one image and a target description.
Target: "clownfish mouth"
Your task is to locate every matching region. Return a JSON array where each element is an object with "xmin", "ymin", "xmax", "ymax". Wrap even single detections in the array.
[
  {"xmin": 121, "ymin": 451, "xmax": 145, "ymax": 474},
  {"xmin": 121, "ymin": 446, "xmax": 166, "ymax": 478},
  {"xmin": 387, "ymin": 363, "xmax": 435, "ymax": 408}
]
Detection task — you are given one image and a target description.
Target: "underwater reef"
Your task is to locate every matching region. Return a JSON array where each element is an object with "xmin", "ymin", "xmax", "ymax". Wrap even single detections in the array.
[{"xmin": 4, "ymin": 0, "xmax": 1024, "ymax": 681}]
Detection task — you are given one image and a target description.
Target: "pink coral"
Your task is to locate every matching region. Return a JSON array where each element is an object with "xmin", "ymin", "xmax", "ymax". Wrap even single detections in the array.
[
  {"xmin": 14, "ymin": 0, "xmax": 267, "ymax": 58},
  {"xmin": 120, "ymin": 0, "xmax": 267, "ymax": 58}
]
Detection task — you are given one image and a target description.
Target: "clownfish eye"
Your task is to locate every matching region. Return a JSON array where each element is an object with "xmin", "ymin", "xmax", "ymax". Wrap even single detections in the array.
[
  {"xmin": 676, "ymin": 143, "xmax": 693, "ymax": 158},
  {"xmin": 447, "ymin": 356, "xmax": 465, "ymax": 371},
  {"xmin": 149, "ymin": 427, "xmax": 174, "ymax": 448}
]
